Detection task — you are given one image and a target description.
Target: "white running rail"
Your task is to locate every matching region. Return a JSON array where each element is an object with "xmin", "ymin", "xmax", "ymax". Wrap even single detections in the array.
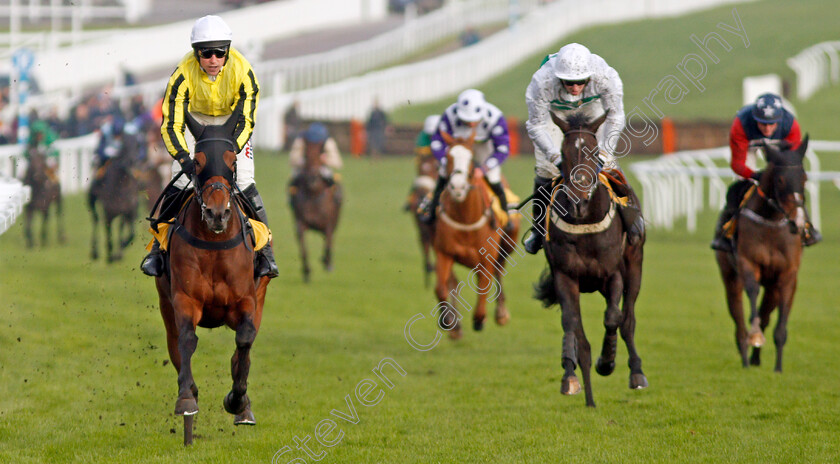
[
  {"xmin": 787, "ymin": 41, "xmax": 840, "ymax": 101},
  {"xmin": 630, "ymin": 140, "xmax": 840, "ymax": 233}
]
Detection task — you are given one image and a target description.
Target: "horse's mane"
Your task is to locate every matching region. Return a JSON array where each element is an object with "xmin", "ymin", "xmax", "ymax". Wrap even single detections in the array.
[{"xmin": 563, "ymin": 111, "xmax": 595, "ymax": 130}]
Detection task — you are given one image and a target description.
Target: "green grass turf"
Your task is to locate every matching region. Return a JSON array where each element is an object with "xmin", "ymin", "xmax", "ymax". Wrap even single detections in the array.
[
  {"xmin": 390, "ymin": 0, "xmax": 840, "ymax": 140},
  {"xmin": 1, "ymin": 150, "xmax": 839, "ymax": 462}
]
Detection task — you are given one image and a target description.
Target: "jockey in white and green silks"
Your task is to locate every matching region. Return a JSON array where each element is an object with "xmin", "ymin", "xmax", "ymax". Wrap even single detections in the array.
[{"xmin": 523, "ymin": 43, "xmax": 643, "ymax": 254}]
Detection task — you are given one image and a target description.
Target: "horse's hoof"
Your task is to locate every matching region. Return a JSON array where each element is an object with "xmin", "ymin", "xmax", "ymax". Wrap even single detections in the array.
[
  {"xmin": 495, "ymin": 308, "xmax": 510, "ymax": 326},
  {"xmin": 595, "ymin": 357, "xmax": 615, "ymax": 376},
  {"xmin": 447, "ymin": 326, "xmax": 462, "ymax": 340},
  {"xmin": 629, "ymin": 373, "xmax": 649, "ymax": 390},
  {"xmin": 748, "ymin": 331, "xmax": 765, "ymax": 348},
  {"xmin": 175, "ymin": 397, "xmax": 198, "ymax": 416},
  {"xmin": 234, "ymin": 409, "xmax": 256, "ymax": 426},
  {"xmin": 223, "ymin": 391, "xmax": 249, "ymax": 415},
  {"xmin": 473, "ymin": 318, "xmax": 484, "ymax": 331},
  {"xmin": 561, "ymin": 375, "xmax": 581, "ymax": 395}
]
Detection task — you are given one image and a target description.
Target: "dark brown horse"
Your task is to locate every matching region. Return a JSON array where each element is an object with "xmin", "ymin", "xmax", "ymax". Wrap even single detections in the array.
[
  {"xmin": 432, "ymin": 131, "xmax": 520, "ymax": 339},
  {"xmin": 154, "ymin": 112, "xmax": 270, "ymax": 445},
  {"xmin": 715, "ymin": 137, "xmax": 809, "ymax": 372},
  {"xmin": 89, "ymin": 135, "xmax": 140, "ymax": 262},
  {"xmin": 405, "ymin": 153, "xmax": 438, "ymax": 287},
  {"xmin": 289, "ymin": 138, "xmax": 342, "ymax": 282},
  {"xmin": 22, "ymin": 149, "xmax": 65, "ymax": 248},
  {"xmin": 534, "ymin": 111, "xmax": 647, "ymax": 407}
]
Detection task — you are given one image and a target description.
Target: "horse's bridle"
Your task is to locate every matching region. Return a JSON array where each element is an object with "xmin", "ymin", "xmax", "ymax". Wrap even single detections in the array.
[
  {"xmin": 753, "ymin": 166, "xmax": 805, "ymax": 234},
  {"xmin": 560, "ymin": 128, "xmax": 603, "ymax": 200},
  {"xmin": 191, "ymin": 138, "xmax": 238, "ymax": 213}
]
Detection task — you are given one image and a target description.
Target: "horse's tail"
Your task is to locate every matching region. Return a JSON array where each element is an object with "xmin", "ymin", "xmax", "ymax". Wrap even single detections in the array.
[{"xmin": 533, "ymin": 267, "xmax": 558, "ymax": 308}]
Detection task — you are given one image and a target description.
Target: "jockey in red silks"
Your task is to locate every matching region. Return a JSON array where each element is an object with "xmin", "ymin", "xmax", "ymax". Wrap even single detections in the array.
[{"xmin": 710, "ymin": 92, "xmax": 821, "ymax": 251}]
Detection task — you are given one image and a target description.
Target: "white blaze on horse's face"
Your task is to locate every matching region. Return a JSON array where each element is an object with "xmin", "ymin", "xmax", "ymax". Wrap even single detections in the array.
[{"xmin": 447, "ymin": 145, "xmax": 472, "ymax": 202}]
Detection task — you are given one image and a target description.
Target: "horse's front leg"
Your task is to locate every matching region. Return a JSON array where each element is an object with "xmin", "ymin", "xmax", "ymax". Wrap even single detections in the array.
[
  {"xmin": 596, "ymin": 273, "xmax": 623, "ymax": 377},
  {"xmin": 55, "ymin": 194, "xmax": 66, "ymax": 244},
  {"xmin": 24, "ymin": 207, "xmax": 35, "ymax": 248},
  {"xmin": 738, "ymin": 257, "xmax": 764, "ymax": 348},
  {"xmin": 322, "ymin": 225, "xmax": 334, "ymax": 272},
  {"xmin": 295, "ymin": 220, "xmax": 311, "ymax": 283},
  {"xmin": 620, "ymin": 248, "xmax": 648, "ymax": 390},
  {"xmin": 772, "ymin": 274, "xmax": 798, "ymax": 373},
  {"xmin": 717, "ymin": 252, "xmax": 749, "ymax": 366},
  {"xmin": 105, "ymin": 217, "xmax": 117, "ymax": 263},
  {"xmin": 89, "ymin": 205, "xmax": 99, "ymax": 259},
  {"xmin": 435, "ymin": 252, "xmax": 461, "ymax": 339},
  {"xmin": 553, "ymin": 272, "xmax": 594, "ymax": 406},
  {"xmin": 172, "ymin": 301, "xmax": 200, "ymax": 417},
  {"xmin": 225, "ymin": 311, "xmax": 257, "ymax": 425},
  {"xmin": 750, "ymin": 286, "xmax": 779, "ymax": 366}
]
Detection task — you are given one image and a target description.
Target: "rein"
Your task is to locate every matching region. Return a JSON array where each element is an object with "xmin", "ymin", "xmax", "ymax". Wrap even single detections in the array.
[
  {"xmin": 171, "ymin": 196, "xmax": 254, "ymax": 251},
  {"xmin": 748, "ymin": 167, "xmax": 804, "ymax": 233}
]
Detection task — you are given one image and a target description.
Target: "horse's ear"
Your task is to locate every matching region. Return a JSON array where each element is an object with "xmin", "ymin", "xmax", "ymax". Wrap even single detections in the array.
[
  {"xmin": 441, "ymin": 131, "xmax": 455, "ymax": 147},
  {"xmin": 797, "ymin": 134, "xmax": 809, "ymax": 160},
  {"xmin": 550, "ymin": 111, "xmax": 570, "ymax": 134},
  {"xmin": 764, "ymin": 143, "xmax": 782, "ymax": 165},
  {"xmin": 184, "ymin": 111, "xmax": 204, "ymax": 140},
  {"xmin": 591, "ymin": 110, "xmax": 609, "ymax": 133},
  {"xmin": 223, "ymin": 106, "xmax": 243, "ymax": 136}
]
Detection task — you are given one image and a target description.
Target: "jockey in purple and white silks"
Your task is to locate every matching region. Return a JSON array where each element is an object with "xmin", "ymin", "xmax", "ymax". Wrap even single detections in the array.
[
  {"xmin": 422, "ymin": 88, "xmax": 511, "ymax": 224},
  {"xmin": 522, "ymin": 43, "xmax": 643, "ymax": 254}
]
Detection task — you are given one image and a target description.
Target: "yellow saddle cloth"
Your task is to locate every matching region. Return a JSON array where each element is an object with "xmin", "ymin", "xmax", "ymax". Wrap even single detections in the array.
[
  {"xmin": 146, "ymin": 219, "xmax": 271, "ymax": 252},
  {"xmin": 491, "ymin": 187, "xmax": 521, "ymax": 228}
]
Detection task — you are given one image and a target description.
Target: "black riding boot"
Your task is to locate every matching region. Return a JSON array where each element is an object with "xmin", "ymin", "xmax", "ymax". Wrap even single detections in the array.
[
  {"xmin": 244, "ymin": 184, "xmax": 279, "ymax": 279},
  {"xmin": 524, "ymin": 176, "xmax": 552, "ymax": 255},
  {"xmin": 420, "ymin": 176, "xmax": 448, "ymax": 225},
  {"xmin": 487, "ymin": 181, "xmax": 509, "ymax": 211},
  {"xmin": 802, "ymin": 210, "xmax": 822, "ymax": 247},
  {"xmin": 140, "ymin": 184, "xmax": 183, "ymax": 277},
  {"xmin": 710, "ymin": 206, "xmax": 736, "ymax": 252}
]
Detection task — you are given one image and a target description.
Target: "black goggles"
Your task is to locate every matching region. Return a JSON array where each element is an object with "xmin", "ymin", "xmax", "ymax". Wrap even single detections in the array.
[
  {"xmin": 561, "ymin": 78, "xmax": 590, "ymax": 86},
  {"xmin": 198, "ymin": 47, "xmax": 228, "ymax": 59}
]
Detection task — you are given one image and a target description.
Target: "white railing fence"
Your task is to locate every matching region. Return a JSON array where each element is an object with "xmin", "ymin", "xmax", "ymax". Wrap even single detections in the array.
[
  {"xmin": 630, "ymin": 140, "xmax": 840, "ymax": 233},
  {"xmin": 256, "ymin": 0, "xmax": 754, "ymax": 149},
  {"xmin": 787, "ymin": 41, "xmax": 840, "ymax": 101}
]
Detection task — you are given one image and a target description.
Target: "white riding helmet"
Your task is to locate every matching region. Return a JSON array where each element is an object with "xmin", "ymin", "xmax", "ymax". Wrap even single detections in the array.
[
  {"xmin": 423, "ymin": 115, "xmax": 441, "ymax": 135},
  {"xmin": 190, "ymin": 15, "xmax": 233, "ymax": 49},
  {"xmin": 553, "ymin": 43, "xmax": 593, "ymax": 81},
  {"xmin": 454, "ymin": 89, "xmax": 486, "ymax": 123}
]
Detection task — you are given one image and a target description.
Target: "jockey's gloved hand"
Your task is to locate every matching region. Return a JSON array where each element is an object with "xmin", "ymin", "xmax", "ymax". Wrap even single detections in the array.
[
  {"xmin": 750, "ymin": 171, "xmax": 762, "ymax": 182},
  {"xmin": 176, "ymin": 152, "xmax": 196, "ymax": 176}
]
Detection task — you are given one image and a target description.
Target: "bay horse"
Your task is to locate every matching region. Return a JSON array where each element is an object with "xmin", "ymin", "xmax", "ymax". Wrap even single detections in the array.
[
  {"xmin": 22, "ymin": 148, "xmax": 65, "ymax": 248},
  {"xmin": 534, "ymin": 111, "xmax": 647, "ymax": 407},
  {"xmin": 89, "ymin": 134, "xmax": 140, "ymax": 262},
  {"xmin": 432, "ymin": 131, "xmax": 520, "ymax": 339},
  {"xmin": 405, "ymin": 153, "xmax": 438, "ymax": 287},
  {"xmin": 715, "ymin": 137, "xmax": 809, "ymax": 372},
  {"xmin": 289, "ymin": 137, "xmax": 342, "ymax": 282},
  {"xmin": 154, "ymin": 111, "xmax": 270, "ymax": 445}
]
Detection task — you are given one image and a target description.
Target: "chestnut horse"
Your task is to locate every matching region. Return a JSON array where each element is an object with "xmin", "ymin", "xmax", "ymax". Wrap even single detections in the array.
[
  {"xmin": 22, "ymin": 150, "xmax": 65, "ymax": 248},
  {"xmin": 432, "ymin": 131, "xmax": 520, "ymax": 339},
  {"xmin": 289, "ymin": 138, "xmax": 342, "ymax": 282},
  {"xmin": 534, "ymin": 111, "xmax": 647, "ymax": 407},
  {"xmin": 154, "ymin": 112, "xmax": 270, "ymax": 445},
  {"xmin": 405, "ymin": 153, "xmax": 438, "ymax": 287},
  {"xmin": 715, "ymin": 137, "xmax": 809, "ymax": 372}
]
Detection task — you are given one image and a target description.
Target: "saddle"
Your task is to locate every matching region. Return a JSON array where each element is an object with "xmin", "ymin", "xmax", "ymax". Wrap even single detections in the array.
[{"xmin": 145, "ymin": 192, "xmax": 270, "ymax": 254}]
